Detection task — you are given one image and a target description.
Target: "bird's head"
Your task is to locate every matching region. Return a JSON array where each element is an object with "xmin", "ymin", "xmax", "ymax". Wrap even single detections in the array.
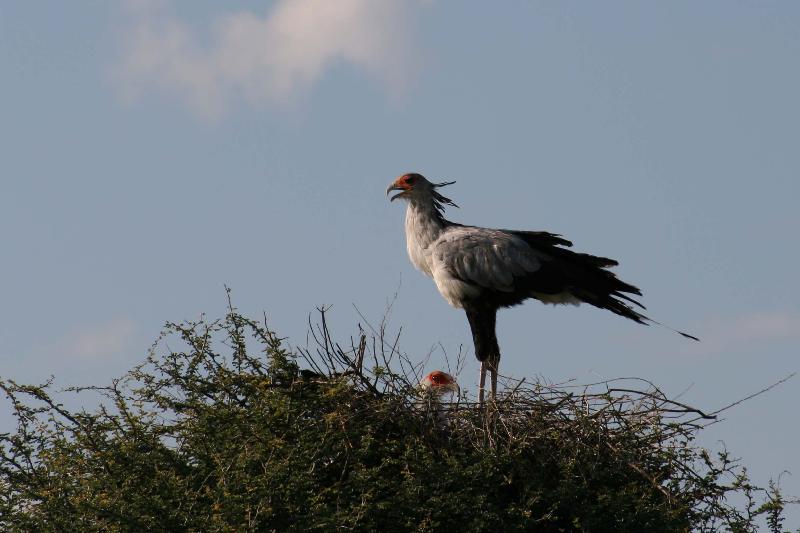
[
  {"xmin": 386, "ymin": 173, "xmax": 458, "ymax": 209},
  {"xmin": 419, "ymin": 370, "xmax": 460, "ymax": 398}
]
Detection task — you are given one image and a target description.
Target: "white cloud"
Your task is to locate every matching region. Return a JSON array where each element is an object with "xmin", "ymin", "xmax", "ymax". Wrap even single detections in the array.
[
  {"xmin": 681, "ymin": 311, "xmax": 800, "ymax": 357},
  {"xmin": 63, "ymin": 318, "xmax": 137, "ymax": 360},
  {"xmin": 113, "ymin": 0, "xmax": 427, "ymax": 117}
]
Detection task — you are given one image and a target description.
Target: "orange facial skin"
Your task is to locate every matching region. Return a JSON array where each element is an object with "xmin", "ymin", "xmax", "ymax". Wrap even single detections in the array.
[
  {"xmin": 386, "ymin": 173, "xmax": 422, "ymax": 201},
  {"xmin": 420, "ymin": 370, "xmax": 459, "ymax": 396}
]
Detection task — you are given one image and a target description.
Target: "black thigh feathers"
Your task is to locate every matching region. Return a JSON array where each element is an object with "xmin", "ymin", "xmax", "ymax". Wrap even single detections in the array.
[{"xmin": 465, "ymin": 306, "xmax": 499, "ymax": 365}]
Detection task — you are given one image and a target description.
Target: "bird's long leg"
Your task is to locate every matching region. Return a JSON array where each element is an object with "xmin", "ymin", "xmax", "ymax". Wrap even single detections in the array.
[
  {"xmin": 478, "ymin": 361, "xmax": 486, "ymax": 407},
  {"xmin": 490, "ymin": 364, "xmax": 498, "ymax": 403},
  {"xmin": 466, "ymin": 306, "xmax": 498, "ymax": 411}
]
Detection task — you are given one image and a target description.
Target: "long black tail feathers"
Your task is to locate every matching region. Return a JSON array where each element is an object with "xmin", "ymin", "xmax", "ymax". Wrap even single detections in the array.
[{"xmin": 645, "ymin": 317, "xmax": 700, "ymax": 342}]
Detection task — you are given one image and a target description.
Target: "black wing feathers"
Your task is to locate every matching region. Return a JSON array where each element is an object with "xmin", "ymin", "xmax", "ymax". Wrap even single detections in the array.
[
  {"xmin": 510, "ymin": 230, "xmax": 573, "ymax": 249},
  {"xmin": 511, "ymin": 230, "xmax": 649, "ymax": 324}
]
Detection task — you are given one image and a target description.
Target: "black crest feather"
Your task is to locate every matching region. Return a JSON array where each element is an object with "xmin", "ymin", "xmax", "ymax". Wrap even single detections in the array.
[{"xmin": 432, "ymin": 180, "xmax": 458, "ymax": 211}]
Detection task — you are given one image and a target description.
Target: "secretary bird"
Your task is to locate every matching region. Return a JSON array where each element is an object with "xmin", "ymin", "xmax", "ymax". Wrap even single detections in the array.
[
  {"xmin": 420, "ymin": 370, "xmax": 460, "ymax": 399},
  {"xmin": 417, "ymin": 371, "xmax": 460, "ymax": 425},
  {"xmin": 387, "ymin": 173, "xmax": 697, "ymax": 405}
]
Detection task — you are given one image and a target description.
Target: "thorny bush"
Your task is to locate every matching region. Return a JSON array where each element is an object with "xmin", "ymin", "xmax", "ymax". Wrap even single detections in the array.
[{"xmin": 0, "ymin": 305, "xmax": 795, "ymax": 532}]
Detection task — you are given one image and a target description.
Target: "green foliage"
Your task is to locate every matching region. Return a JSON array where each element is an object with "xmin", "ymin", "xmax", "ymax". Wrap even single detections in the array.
[{"xmin": 0, "ymin": 309, "xmax": 794, "ymax": 532}]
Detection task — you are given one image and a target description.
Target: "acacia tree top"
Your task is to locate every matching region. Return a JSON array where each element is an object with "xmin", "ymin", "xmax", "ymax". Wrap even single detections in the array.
[{"xmin": 0, "ymin": 308, "xmax": 791, "ymax": 532}]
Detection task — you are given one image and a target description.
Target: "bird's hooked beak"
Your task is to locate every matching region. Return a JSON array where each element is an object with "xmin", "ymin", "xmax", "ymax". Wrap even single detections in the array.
[
  {"xmin": 449, "ymin": 382, "xmax": 461, "ymax": 400},
  {"xmin": 386, "ymin": 179, "xmax": 410, "ymax": 202}
]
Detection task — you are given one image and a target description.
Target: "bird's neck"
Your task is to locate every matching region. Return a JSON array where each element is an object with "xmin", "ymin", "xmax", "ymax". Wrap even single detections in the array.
[{"xmin": 405, "ymin": 199, "xmax": 448, "ymax": 273}]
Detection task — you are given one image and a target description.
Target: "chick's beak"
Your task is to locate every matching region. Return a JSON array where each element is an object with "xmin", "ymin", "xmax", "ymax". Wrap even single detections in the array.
[{"xmin": 450, "ymin": 382, "xmax": 461, "ymax": 398}]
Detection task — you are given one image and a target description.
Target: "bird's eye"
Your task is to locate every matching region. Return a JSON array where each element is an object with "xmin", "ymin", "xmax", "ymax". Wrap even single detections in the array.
[{"xmin": 405, "ymin": 175, "xmax": 416, "ymax": 184}]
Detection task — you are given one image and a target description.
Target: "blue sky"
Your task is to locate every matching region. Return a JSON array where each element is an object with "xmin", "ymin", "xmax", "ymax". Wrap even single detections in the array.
[{"xmin": 2, "ymin": 0, "xmax": 799, "ymax": 523}]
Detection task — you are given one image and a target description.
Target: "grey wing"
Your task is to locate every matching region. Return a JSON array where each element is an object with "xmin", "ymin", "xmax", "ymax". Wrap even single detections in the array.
[{"xmin": 431, "ymin": 227, "xmax": 543, "ymax": 292}]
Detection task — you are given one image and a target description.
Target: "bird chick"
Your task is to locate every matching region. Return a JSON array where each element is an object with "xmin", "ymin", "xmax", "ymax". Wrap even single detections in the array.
[
  {"xmin": 419, "ymin": 370, "xmax": 460, "ymax": 400},
  {"xmin": 417, "ymin": 371, "xmax": 460, "ymax": 425}
]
